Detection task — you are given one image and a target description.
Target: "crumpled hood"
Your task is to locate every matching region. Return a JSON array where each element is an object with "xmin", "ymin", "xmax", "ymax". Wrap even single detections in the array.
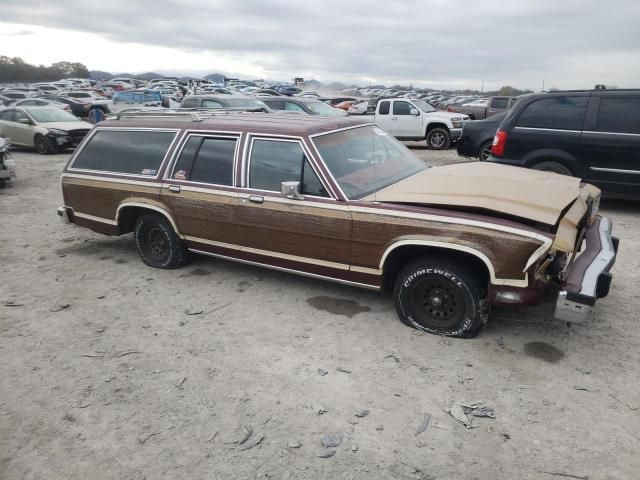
[
  {"xmin": 42, "ymin": 121, "xmax": 92, "ymax": 132},
  {"xmin": 366, "ymin": 162, "xmax": 582, "ymax": 225}
]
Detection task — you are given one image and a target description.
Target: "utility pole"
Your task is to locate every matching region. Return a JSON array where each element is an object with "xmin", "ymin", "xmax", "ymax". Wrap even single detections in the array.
[
  {"xmin": 481, "ymin": 78, "xmax": 484, "ymax": 93},
  {"xmin": 542, "ymin": 80, "xmax": 545, "ymax": 92}
]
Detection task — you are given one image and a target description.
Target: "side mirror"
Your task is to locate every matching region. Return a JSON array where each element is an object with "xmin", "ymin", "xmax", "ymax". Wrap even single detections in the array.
[
  {"xmin": 18, "ymin": 118, "xmax": 32, "ymax": 125},
  {"xmin": 410, "ymin": 108, "xmax": 420, "ymax": 116},
  {"xmin": 281, "ymin": 181, "xmax": 304, "ymax": 200}
]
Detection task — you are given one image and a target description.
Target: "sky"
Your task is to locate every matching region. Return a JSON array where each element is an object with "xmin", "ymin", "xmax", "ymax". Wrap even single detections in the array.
[{"xmin": 1, "ymin": 0, "xmax": 639, "ymax": 91}]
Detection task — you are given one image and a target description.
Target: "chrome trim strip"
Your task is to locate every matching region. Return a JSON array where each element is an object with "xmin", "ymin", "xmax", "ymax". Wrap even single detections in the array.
[
  {"xmin": 590, "ymin": 166, "xmax": 640, "ymax": 175},
  {"xmin": 163, "ymin": 184, "xmax": 238, "ymax": 197},
  {"xmin": 184, "ymin": 235, "xmax": 350, "ymax": 270},
  {"xmin": 514, "ymin": 126, "xmax": 581, "ymax": 134},
  {"xmin": 189, "ymin": 248, "xmax": 380, "ymax": 291},
  {"xmin": 583, "ymin": 130, "xmax": 640, "ymax": 137},
  {"xmin": 73, "ymin": 212, "xmax": 117, "ymax": 226},
  {"xmin": 62, "ymin": 173, "xmax": 162, "ymax": 188}
]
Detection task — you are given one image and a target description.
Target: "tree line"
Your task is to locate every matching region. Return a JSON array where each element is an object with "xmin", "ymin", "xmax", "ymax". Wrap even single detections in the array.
[{"xmin": 0, "ymin": 56, "xmax": 90, "ymax": 82}]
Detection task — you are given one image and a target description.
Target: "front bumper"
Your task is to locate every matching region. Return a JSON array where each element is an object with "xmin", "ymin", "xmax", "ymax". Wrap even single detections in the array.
[
  {"xmin": 57, "ymin": 206, "xmax": 72, "ymax": 224},
  {"xmin": 554, "ymin": 216, "xmax": 619, "ymax": 323},
  {"xmin": 449, "ymin": 128, "xmax": 463, "ymax": 140}
]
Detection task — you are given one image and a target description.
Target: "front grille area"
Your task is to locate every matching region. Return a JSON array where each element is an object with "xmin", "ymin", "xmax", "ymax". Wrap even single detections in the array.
[{"xmin": 68, "ymin": 129, "xmax": 89, "ymax": 145}]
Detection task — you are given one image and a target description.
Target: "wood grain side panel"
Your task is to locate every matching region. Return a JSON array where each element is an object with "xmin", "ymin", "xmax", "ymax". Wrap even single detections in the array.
[
  {"xmin": 63, "ymin": 178, "xmax": 160, "ymax": 220},
  {"xmin": 350, "ymin": 211, "xmax": 543, "ymax": 280},
  {"xmin": 233, "ymin": 198, "xmax": 352, "ymax": 265}
]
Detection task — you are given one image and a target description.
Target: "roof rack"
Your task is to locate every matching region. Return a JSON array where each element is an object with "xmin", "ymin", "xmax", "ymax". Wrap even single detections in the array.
[{"xmin": 112, "ymin": 107, "xmax": 270, "ymax": 122}]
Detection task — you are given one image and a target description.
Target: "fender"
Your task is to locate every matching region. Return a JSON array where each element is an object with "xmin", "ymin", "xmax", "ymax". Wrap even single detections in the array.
[{"xmin": 116, "ymin": 200, "xmax": 182, "ymax": 237}]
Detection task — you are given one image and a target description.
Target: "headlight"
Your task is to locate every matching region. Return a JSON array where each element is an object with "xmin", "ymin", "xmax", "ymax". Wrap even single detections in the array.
[
  {"xmin": 47, "ymin": 128, "xmax": 69, "ymax": 136},
  {"xmin": 452, "ymin": 120, "xmax": 464, "ymax": 128}
]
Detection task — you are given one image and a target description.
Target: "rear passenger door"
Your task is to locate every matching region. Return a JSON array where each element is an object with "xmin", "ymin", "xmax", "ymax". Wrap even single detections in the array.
[
  {"xmin": 580, "ymin": 95, "xmax": 640, "ymax": 194},
  {"xmin": 162, "ymin": 133, "xmax": 240, "ymax": 247},
  {"xmin": 234, "ymin": 136, "xmax": 352, "ymax": 277}
]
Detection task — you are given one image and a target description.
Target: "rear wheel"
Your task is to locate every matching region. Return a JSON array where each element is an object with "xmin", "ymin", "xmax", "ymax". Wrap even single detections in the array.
[
  {"xmin": 134, "ymin": 213, "xmax": 189, "ymax": 269},
  {"xmin": 426, "ymin": 128, "xmax": 451, "ymax": 150},
  {"xmin": 532, "ymin": 161, "xmax": 572, "ymax": 176},
  {"xmin": 478, "ymin": 141, "xmax": 493, "ymax": 161},
  {"xmin": 393, "ymin": 257, "xmax": 487, "ymax": 338},
  {"xmin": 34, "ymin": 134, "xmax": 55, "ymax": 155}
]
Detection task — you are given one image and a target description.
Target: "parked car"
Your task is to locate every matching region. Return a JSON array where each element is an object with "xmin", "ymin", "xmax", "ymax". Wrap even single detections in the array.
[
  {"xmin": 37, "ymin": 95, "xmax": 91, "ymax": 117},
  {"xmin": 450, "ymin": 96, "xmax": 519, "ymax": 120},
  {"xmin": 348, "ymin": 98, "xmax": 378, "ymax": 115},
  {"xmin": 260, "ymin": 97, "xmax": 346, "ymax": 115},
  {"xmin": 0, "ymin": 107, "xmax": 91, "ymax": 154},
  {"xmin": 1, "ymin": 91, "xmax": 32, "ymax": 101},
  {"xmin": 57, "ymin": 112, "xmax": 616, "ymax": 337},
  {"xmin": 373, "ymin": 98, "xmax": 469, "ymax": 149},
  {"xmin": 11, "ymin": 98, "xmax": 71, "ymax": 112},
  {"xmin": 180, "ymin": 95, "xmax": 269, "ymax": 111},
  {"xmin": 333, "ymin": 100, "xmax": 356, "ymax": 111},
  {"xmin": 489, "ymin": 88, "xmax": 640, "ymax": 198},
  {"xmin": 0, "ymin": 137, "xmax": 16, "ymax": 186},
  {"xmin": 456, "ymin": 112, "xmax": 507, "ymax": 160},
  {"xmin": 110, "ymin": 91, "xmax": 163, "ymax": 113},
  {"xmin": 65, "ymin": 91, "xmax": 112, "ymax": 114}
]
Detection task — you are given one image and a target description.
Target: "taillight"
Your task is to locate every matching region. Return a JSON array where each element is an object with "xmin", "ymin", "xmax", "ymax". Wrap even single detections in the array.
[
  {"xmin": 492, "ymin": 130, "xmax": 508, "ymax": 157},
  {"xmin": 63, "ymin": 105, "xmax": 70, "ymax": 111}
]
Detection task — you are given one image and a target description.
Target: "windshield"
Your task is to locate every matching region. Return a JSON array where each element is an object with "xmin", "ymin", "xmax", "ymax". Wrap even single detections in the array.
[
  {"xmin": 306, "ymin": 101, "xmax": 344, "ymax": 116},
  {"xmin": 28, "ymin": 108, "xmax": 81, "ymax": 123},
  {"xmin": 313, "ymin": 125, "xmax": 428, "ymax": 200},
  {"xmin": 225, "ymin": 98, "xmax": 267, "ymax": 109},
  {"xmin": 412, "ymin": 99, "xmax": 436, "ymax": 113}
]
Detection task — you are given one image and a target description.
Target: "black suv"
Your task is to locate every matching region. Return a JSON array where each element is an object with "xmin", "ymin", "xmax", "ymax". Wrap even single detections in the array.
[{"xmin": 489, "ymin": 89, "xmax": 640, "ymax": 198}]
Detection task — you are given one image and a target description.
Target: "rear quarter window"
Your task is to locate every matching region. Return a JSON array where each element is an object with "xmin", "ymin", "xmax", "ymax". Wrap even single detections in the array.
[
  {"xmin": 71, "ymin": 129, "xmax": 176, "ymax": 175},
  {"xmin": 515, "ymin": 96, "xmax": 588, "ymax": 130},
  {"xmin": 490, "ymin": 98, "xmax": 509, "ymax": 109},
  {"xmin": 596, "ymin": 97, "xmax": 640, "ymax": 134}
]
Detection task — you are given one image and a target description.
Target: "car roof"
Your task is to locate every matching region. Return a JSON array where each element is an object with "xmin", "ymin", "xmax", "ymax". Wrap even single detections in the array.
[{"xmin": 101, "ymin": 111, "xmax": 371, "ymax": 136}]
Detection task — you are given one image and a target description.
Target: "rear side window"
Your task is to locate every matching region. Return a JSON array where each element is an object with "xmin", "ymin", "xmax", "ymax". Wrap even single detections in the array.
[
  {"xmin": 516, "ymin": 97, "xmax": 588, "ymax": 130},
  {"xmin": 201, "ymin": 99, "xmax": 223, "ymax": 109},
  {"xmin": 378, "ymin": 101, "xmax": 390, "ymax": 115},
  {"xmin": 0, "ymin": 110, "xmax": 13, "ymax": 121},
  {"xmin": 72, "ymin": 130, "xmax": 175, "ymax": 175},
  {"xmin": 596, "ymin": 98, "xmax": 640, "ymax": 134},
  {"xmin": 181, "ymin": 98, "xmax": 198, "ymax": 108},
  {"xmin": 172, "ymin": 136, "xmax": 236, "ymax": 185},
  {"xmin": 490, "ymin": 98, "xmax": 508, "ymax": 109}
]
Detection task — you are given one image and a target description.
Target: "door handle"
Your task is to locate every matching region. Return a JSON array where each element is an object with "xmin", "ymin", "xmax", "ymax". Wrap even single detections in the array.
[
  {"xmin": 391, "ymin": 117, "xmax": 398, "ymax": 120},
  {"xmin": 249, "ymin": 195, "xmax": 263, "ymax": 204},
  {"xmin": 167, "ymin": 184, "xmax": 181, "ymax": 193}
]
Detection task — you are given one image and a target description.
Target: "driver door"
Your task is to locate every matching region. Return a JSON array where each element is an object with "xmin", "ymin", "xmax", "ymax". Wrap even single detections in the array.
[
  {"xmin": 234, "ymin": 136, "xmax": 353, "ymax": 277},
  {"xmin": 390, "ymin": 100, "xmax": 420, "ymax": 137}
]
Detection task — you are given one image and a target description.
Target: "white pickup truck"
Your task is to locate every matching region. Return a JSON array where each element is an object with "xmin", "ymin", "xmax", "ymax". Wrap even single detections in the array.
[{"xmin": 372, "ymin": 98, "xmax": 469, "ymax": 149}]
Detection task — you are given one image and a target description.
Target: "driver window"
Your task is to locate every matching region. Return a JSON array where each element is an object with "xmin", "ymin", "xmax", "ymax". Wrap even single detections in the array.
[
  {"xmin": 13, "ymin": 111, "xmax": 29, "ymax": 123},
  {"xmin": 202, "ymin": 99, "xmax": 223, "ymax": 108},
  {"xmin": 393, "ymin": 101, "xmax": 413, "ymax": 115},
  {"xmin": 248, "ymin": 139, "xmax": 328, "ymax": 197}
]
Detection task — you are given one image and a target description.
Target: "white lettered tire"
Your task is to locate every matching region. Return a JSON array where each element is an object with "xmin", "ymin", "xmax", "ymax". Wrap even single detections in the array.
[{"xmin": 393, "ymin": 257, "xmax": 487, "ymax": 338}]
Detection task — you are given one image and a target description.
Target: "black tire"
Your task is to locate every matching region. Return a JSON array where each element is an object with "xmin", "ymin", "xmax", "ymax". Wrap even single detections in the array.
[
  {"xmin": 34, "ymin": 134, "xmax": 55, "ymax": 155},
  {"xmin": 393, "ymin": 256, "xmax": 488, "ymax": 338},
  {"xmin": 478, "ymin": 141, "xmax": 493, "ymax": 161},
  {"xmin": 531, "ymin": 161, "xmax": 572, "ymax": 176},
  {"xmin": 134, "ymin": 213, "xmax": 189, "ymax": 269},
  {"xmin": 426, "ymin": 128, "xmax": 451, "ymax": 150}
]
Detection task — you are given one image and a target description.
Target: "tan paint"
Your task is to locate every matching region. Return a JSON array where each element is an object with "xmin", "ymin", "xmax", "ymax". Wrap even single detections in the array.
[{"xmin": 367, "ymin": 162, "xmax": 582, "ymax": 226}]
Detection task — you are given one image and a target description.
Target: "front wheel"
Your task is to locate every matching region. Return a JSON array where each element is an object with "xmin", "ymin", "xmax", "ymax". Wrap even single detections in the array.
[
  {"xmin": 393, "ymin": 257, "xmax": 487, "ymax": 338},
  {"xmin": 426, "ymin": 128, "xmax": 451, "ymax": 150},
  {"xmin": 134, "ymin": 213, "xmax": 189, "ymax": 269},
  {"xmin": 34, "ymin": 134, "xmax": 55, "ymax": 155}
]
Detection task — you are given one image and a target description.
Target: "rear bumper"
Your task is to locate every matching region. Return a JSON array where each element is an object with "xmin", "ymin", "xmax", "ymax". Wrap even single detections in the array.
[{"xmin": 554, "ymin": 216, "xmax": 619, "ymax": 323}]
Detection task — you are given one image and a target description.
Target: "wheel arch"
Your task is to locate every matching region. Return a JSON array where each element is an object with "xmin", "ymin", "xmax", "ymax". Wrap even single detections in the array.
[
  {"xmin": 425, "ymin": 122, "xmax": 450, "ymax": 135},
  {"xmin": 521, "ymin": 150, "xmax": 584, "ymax": 177},
  {"xmin": 116, "ymin": 202, "xmax": 182, "ymax": 237},
  {"xmin": 381, "ymin": 241, "xmax": 494, "ymax": 292}
]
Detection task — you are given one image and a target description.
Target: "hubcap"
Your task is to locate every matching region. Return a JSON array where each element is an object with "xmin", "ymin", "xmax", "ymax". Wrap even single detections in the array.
[
  {"xmin": 412, "ymin": 278, "xmax": 465, "ymax": 329},
  {"xmin": 144, "ymin": 226, "xmax": 169, "ymax": 261},
  {"xmin": 480, "ymin": 144, "xmax": 492, "ymax": 160},
  {"xmin": 431, "ymin": 133, "xmax": 445, "ymax": 148}
]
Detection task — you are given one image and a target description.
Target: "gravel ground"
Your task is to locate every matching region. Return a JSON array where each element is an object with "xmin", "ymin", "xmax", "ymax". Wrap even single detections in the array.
[{"xmin": 1, "ymin": 146, "xmax": 639, "ymax": 480}]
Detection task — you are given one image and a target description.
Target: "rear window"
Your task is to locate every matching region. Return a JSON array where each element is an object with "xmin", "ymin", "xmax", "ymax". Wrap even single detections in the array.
[
  {"xmin": 72, "ymin": 129, "xmax": 176, "ymax": 175},
  {"xmin": 490, "ymin": 98, "xmax": 508, "ymax": 109},
  {"xmin": 596, "ymin": 97, "xmax": 640, "ymax": 134},
  {"xmin": 516, "ymin": 96, "xmax": 588, "ymax": 131}
]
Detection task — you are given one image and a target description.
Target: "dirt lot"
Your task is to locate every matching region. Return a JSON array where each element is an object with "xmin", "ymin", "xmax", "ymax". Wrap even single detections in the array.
[{"xmin": 1, "ymin": 146, "xmax": 639, "ymax": 480}]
